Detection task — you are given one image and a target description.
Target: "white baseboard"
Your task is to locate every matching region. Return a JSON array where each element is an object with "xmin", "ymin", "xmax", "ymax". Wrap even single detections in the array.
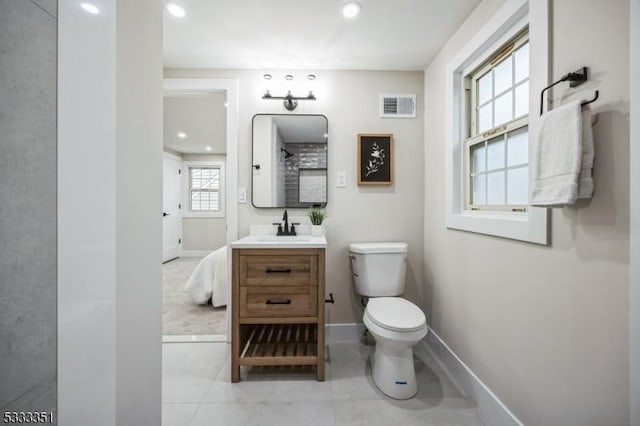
[
  {"xmin": 181, "ymin": 250, "xmax": 211, "ymax": 257},
  {"xmin": 326, "ymin": 323, "xmax": 365, "ymax": 343},
  {"xmin": 422, "ymin": 330, "xmax": 523, "ymax": 426}
]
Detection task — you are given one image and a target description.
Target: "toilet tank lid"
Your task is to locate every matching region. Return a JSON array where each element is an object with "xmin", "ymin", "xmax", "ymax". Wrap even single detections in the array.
[{"xmin": 349, "ymin": 242, "xmax": 408, "ymax": 254}]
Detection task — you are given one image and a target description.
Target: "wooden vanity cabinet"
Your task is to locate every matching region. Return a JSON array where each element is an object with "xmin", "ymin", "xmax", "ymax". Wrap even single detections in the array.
[{"xmin": 231, "ymin": 248, "xmax": 325, "ymax": 382}]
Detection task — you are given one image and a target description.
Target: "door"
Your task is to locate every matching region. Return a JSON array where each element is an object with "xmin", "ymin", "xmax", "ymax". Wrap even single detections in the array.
[{"xmin": 162, "ymin": 153, "xmax": 182, "ymax": 262}]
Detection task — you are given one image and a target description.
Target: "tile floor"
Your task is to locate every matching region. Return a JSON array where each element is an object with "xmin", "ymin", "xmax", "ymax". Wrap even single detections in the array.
[{"xmin": 162, "ymin": 340, "xmax": 485, "ymax": 426}]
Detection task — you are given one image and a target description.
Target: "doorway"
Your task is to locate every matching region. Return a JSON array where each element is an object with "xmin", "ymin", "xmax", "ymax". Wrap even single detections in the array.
[{"xmin": 162, "ymin": 79, "xmax": 238, "ymax": 343}]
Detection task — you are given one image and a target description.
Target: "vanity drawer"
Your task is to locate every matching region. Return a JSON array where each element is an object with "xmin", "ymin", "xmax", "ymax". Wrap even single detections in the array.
[
  {"xmin": 239, "ymin": 255, "xmax": 317, "ymax": 287},
  {"xmin": 239, "ymin": 286, "xmax": 317, "ymax": 318}
]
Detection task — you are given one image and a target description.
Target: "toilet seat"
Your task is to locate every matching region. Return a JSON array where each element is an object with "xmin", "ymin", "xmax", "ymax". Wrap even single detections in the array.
[{"xmin": 365, "ymin": 297, "xmax": 426, "ymax": 332}]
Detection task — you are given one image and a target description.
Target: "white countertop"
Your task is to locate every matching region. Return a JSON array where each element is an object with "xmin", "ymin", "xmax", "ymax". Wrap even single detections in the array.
[{"xmin": 231, "ymin": 234, "xmax": 327, "ymax": 249}]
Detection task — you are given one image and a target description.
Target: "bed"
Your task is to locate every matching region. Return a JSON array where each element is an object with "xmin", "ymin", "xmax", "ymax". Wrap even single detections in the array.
[{"xmin": 184, "ymin": 245, "xmax": 228, "ymax": 307}]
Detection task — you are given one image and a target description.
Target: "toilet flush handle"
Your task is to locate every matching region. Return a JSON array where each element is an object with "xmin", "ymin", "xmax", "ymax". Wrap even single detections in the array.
[{"xmin": 349, "ymin": 254, "xmax": 358, "ymax": 277}]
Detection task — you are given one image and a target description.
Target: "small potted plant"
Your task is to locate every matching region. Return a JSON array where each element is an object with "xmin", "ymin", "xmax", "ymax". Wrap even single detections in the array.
[{"xmin": 309, "ymin": 207, "xmax": 326, "ymax": 237}]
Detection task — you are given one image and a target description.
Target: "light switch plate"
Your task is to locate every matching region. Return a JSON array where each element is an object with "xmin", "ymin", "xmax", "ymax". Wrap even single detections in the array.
[
  {"xmin": 238, "ymin": 187, "xmax": 247, "ymax": 203},
  {"xmin": 337, "ymin": 171, "xmax": 347, "ymax": 188}
]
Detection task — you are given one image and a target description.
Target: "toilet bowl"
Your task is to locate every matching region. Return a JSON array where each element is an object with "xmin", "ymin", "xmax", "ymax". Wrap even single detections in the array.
[
  {"xmin": 349, "ymin": 242, "xmax": 429, "ymax": 400},
  {"xmin": 364, "ymin": 297, "xmax": 428, "ymax": 399}
]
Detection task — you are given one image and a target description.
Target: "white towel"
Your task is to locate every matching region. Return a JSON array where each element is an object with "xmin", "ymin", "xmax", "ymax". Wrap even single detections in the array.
[
  {"xmin": 530, "ymin": 101, "xmax": 583, "ymax": 206},
  {"xmin": 577, "ymin": 105, "xmax": 594, "ymax": 199}
]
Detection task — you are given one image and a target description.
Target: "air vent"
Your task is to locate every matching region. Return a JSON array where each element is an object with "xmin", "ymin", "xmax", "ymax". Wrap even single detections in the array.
[{"xmin": 379, "ymin": 94, "xmax": 416, "ymax": 118}]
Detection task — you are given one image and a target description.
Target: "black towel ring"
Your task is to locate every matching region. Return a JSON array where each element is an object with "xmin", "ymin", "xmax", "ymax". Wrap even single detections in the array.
[
  {"xmin": 539, "ymin": 66, "xmax": 600, "ymax": 116},
  {"xmin": 581, "ymin": 90, "xmax": 599, "ymax": 108}
]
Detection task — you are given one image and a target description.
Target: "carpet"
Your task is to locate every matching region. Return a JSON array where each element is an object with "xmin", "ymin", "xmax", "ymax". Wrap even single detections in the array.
[{"xmin": 163, "ymin": 257, "xmax": 227, "ymax": 336}]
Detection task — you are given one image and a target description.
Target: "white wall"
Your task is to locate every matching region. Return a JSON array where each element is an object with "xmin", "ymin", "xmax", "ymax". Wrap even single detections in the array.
[
  {"xmin": 166, "ymin": 68, "xmax": 425, "ymax": 323},
  {"xmin": 181, "ymin": 154, "xmax": 227, "ymax": 252},
  {"xmin": 424, "ymin": 1, "xmax": 630, "ymax": 425},
  {"xmin": 59, "ymin": 0, "xmax": 162, "ymax": 424},
  {"xmin": 115, "ymin": 1, "xmax": 163, "ymax": 424},
  {"xmin": 252, "ymin": 116, "xmax": 274, "ymax": 206},
  {"xmin": 272, "ymin": 123, "xmax": 286, "ymax": 206},
  {"xmin": 58, "ymin": 0, "xmax": 117, "ymax": 423}
]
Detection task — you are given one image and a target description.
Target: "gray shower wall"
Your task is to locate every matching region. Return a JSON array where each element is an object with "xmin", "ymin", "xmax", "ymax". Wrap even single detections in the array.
[
  {"xmin": 284, "ymin": 143, "xmax": 327, "ymax": 206},
  {"xmin": 0, "ymin": 0, "xmax": 57, "ymax": 421}
]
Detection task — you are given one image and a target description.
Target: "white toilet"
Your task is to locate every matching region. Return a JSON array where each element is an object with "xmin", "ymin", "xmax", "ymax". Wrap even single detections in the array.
[{"xmin": 349, "ymin": 242, "xmax": 428, "ymax": 400}]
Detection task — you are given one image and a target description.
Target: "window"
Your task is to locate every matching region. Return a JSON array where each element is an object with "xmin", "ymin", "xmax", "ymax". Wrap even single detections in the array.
[
  {"xmin": 465, "ymin": 31, "xmax": 529, "ymax": 212},
  {"xmin": 444, "ymin": 0, "xmax": 548, "ymax": 244},
  {"xmin": 183, "ymin": 160, "xmax": 225, "ymax": 218},
  {"xmin": 189, "ymin": 166, "xmax": 220, "ymax": 212}
]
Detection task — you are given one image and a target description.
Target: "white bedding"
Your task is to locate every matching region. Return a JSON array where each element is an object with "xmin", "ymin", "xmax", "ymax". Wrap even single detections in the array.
[{"xmin": 184, "ymin": 246, "xmax": 228, "ymax": 307}]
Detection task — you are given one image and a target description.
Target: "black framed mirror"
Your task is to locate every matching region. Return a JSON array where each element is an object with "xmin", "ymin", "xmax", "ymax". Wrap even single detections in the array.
[{"xmin": 252, "ymin": 114, "xmax": 328, "ymax": 208}]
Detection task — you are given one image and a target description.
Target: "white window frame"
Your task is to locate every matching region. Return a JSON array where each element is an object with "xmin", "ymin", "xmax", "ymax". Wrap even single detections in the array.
[
  {"xmin": 182, "ymin": 160, "xmax": 226, "ymax": 218},
  {"xmin": 444, "ymin": 0, "xmax": 548, "ymax": 244},
  {"xmin": 465, "ymin": 30, "xmax": 529, "ymax": 212}
]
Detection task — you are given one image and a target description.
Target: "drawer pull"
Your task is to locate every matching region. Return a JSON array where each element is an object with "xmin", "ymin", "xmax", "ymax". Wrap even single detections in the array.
[
  {"xmin": 265, "ymin": 299, "xmax": 291, "ymax": 305},
  {"xmin": 265, "ymin": 267, "xmax": 292, "ymax": 273}
]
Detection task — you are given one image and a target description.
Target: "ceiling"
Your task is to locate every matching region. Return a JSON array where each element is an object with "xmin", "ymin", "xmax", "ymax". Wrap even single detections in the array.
[
  {"xmin": 272, "ymin": 115, "xmax": 328, "ymax": 143},
  {"xmin": 163, "ymin": 0, "xmax": 481, "ymax": 71},
  {"xmin": 163, "ymin": 92, "xmax": 227, "ymax": 154}
]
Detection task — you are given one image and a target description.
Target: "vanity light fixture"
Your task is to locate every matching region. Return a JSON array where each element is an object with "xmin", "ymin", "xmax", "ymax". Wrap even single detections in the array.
[
  {"xmin": 307, "ymin": 74, "xmax": 317, "ymax": 81},
  {"xmin": 80, "ymin": 3, "xmax": 100, "ymax": 14},
  {"xmin": 342, "ymin": 1, "xmax": 361, "ymax": 19},
  {"xmin": 166, "ymin": 2, "xmax": 186, "ymax": 18},
  {"xmin": 263, "ymin": 90, "xmax": 316, "ymax": 111},
  {"xmin": 262, "ymin": 74, "xmax": 317, "ymax": 111}
]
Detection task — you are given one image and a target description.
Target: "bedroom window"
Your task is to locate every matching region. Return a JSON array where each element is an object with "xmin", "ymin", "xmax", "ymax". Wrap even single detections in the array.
[
  {"xmin": 183, "ymin": 160, "xmax": 225, "ymax": 218},
  {"xmin": 465, "ymin": 30, "xmax": 529, "ymax": 212},
  {"xmin": 189, "ymin": 166, "xmax": 221, "ymax": 212}
]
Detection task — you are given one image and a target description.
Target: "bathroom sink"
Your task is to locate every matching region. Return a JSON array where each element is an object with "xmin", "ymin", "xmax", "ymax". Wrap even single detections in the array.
[
  {"xmin": 231, "ymin": 234, "xmax": 326, "ymax": 249},
  {"xmin": 255, "ymin": 236, "xmax": 311, "ymax": 242}
]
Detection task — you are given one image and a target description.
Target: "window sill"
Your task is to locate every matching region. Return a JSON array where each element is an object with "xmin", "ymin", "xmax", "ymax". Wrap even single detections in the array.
[
  {"xmin": 459, "ymin": 210, "xmax": 528, "ymax": 222},
  {"xmin": 183, "ymin": 212, "xmax": 226, "ymax": 219},
  {"xmin": 446, "ymin": 207, "xmax": 547, "ymax": 245}
]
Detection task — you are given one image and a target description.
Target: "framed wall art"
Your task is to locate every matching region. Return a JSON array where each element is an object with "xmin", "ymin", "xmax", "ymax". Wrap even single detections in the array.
[{"xmin": 357, "ymin": 133, "xmax": 394, "ymax": 185}]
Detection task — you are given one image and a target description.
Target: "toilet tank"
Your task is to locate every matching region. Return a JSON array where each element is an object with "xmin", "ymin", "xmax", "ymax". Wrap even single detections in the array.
[{"xmin": 349, "ymin": 242, "xmax": 408, "ymax": 297}]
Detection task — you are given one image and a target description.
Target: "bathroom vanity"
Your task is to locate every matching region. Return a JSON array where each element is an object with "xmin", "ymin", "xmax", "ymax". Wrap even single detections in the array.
[{"xmin": 230, "ymin": 235, "xmax": 327, "ymax": 382}]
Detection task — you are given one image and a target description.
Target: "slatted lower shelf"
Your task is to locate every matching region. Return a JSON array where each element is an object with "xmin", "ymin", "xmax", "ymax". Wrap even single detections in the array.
[{"xmin": 239, "ymin": 323, "xmax": 318, "ymax": 366}]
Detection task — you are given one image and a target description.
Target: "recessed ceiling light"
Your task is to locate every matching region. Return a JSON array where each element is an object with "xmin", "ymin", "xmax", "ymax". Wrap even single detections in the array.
[
  {"xmin": 342, "ymin": 2, "xmax": 361, "ymax": 19},
  {"xmin": 205, "ymin": 146, "xmax": 212, "ymax": 151},
  {"xmin": 80, "ymin": 3, "xmax": 100, "ymax": 14},
  {"xmin": 177, "ymin": 132, "xmax": 187, "ymax": 139},
  {"xmin": 224, "ymin": 102, "xmax": 228, "ymax": 108},
  {"xmin": 166, "ymin": 2, "xmax": 186, "ymax": 18}
]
